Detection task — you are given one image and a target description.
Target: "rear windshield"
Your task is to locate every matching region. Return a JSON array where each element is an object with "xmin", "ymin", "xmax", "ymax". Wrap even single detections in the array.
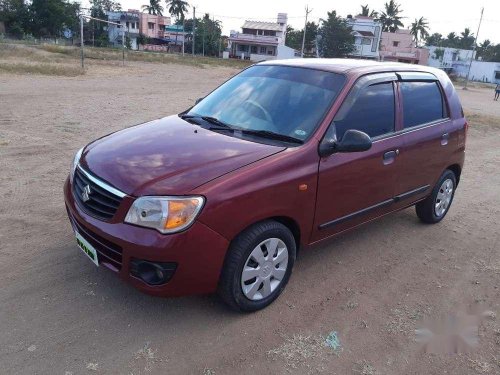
[{"xmin": 187, "ymin": 65, "xmax": 345, "ymax": 142}]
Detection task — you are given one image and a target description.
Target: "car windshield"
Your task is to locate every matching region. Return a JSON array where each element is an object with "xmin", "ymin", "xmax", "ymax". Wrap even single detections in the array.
[{"xmin": 185, "ymin": 65, "xmax": 345, "ymax": 143}]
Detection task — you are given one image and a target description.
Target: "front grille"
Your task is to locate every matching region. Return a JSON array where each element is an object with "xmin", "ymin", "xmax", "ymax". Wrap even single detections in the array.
[
  {"xmin": 72, "ymin": 215, "xmax": 123, "ymax": 271},
  {"xmin": 73, "ymin": 167, "xmax": 123, "ymax": 221}
]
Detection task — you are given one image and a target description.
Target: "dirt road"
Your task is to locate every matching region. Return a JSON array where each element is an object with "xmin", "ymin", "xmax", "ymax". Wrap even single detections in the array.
[{"xmin": 1, "ymin": 61, "xmax": 499, "ymax": 375}]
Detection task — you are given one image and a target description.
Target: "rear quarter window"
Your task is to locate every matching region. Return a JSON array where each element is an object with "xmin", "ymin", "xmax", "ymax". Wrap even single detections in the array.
[{"xmin": 400, "ymin": 81, "xmax": 446, "ymax": 128}]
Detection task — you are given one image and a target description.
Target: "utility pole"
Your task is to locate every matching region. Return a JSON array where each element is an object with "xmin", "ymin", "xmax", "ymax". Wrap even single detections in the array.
[
  {"xmin": 122, "ymin": 28, "xmax": 125, "ymax": 66},
  {"xmin": 192, "ymin": 6, "xmax": 196, "ymax": 56},
  {"xmin": 301, "ymin": 5, "xmax": 312, "ymax": 58},
  {"xmin": 80, "ymin": 15, "xmax": 84, "ymax": 69},
  {"xmin": 464, "ymin": 7, "xmax": 484, "ymax": 90}
]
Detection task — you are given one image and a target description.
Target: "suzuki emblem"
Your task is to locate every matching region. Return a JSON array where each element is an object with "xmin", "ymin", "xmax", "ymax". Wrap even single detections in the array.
[{"xmin": 82, "ymin": 185, "xmax": 91, "ymax": 202}]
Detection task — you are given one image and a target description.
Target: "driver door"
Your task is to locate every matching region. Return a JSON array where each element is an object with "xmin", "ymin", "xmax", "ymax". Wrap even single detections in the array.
[{"xmin": 311, "ymin": 73, "xmax": 404, "ymax": 242}]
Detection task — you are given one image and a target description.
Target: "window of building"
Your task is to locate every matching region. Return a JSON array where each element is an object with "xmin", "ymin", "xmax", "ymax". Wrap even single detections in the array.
[
  {"xmin": 260, "ymin": 46, "xmax": 266, "ymax": 54},
  {"xmin": 361, "ymin": 37, "xmax": 371, "ymax": 45},
  {"xmin": 238, "ymin": 44, "xmax": 249, "ymax": 52},
  {"xmin": 400, "ymin": 81, "xmax": 446, "ymax": 128},
  {"xmin": 267, "ymin": 49, "xmax": 274, "ymax": 55},
  {"xmin": 332, "ymin": 82, "xmax": 395, "ymax": 140},
  {"xmin": 264, "ymin": 30, "xmax": 276, "ymax": 36},
  {"xmin": 393, "ymin": 41, "xmax": 399, "ymax": 47},
  {"xmin": 250, "ymin": 46, "xmax": 257, "ymax": 54},
  {"xmin": 495, "ymin": 71, "xmax": 500, "ymax": 80},
  {"xmin": 126, "ymin": 21, "xmax": 129, "ymax": 28},
  {"xmin": 148, "ymin": 22, "xmax": 155, "ymax": 30}
]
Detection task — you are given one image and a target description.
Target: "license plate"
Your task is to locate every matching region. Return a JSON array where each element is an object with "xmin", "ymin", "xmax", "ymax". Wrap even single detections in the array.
[{"xmin": 75, "ymin": 232, "xmax": 99, "ymax": 266}]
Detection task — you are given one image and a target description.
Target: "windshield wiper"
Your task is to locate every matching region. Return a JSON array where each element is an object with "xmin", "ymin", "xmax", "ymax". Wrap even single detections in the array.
[
  {"xmin": 238, "ymin": 129, "xmax": 304, "ymax": 144},
  {"xmin": 179, "ymin": 114, "xmax": 233, "ymax": 129}
]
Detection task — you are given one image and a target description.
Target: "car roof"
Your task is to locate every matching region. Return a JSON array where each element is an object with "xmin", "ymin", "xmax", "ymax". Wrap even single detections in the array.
[{"xmin": 258, "ymin": 58, "xmax": 442, "ymax": 77}]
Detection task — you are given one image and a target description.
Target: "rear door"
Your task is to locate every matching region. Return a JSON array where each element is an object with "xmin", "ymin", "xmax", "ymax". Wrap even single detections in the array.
[
  {"xmin": 392, "ymin": 73, "xmax": 452, "ymax": 207},
  {"xmin": 312, "ymin": 73, "xmax": 404, "ymax": 242}
]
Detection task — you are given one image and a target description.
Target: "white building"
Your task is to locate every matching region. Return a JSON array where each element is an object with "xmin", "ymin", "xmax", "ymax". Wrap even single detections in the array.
[
  {"xmin": 346, "ymin": 15, "xmax": 382, "ymax": 60},
  {"xmin": 426, "ymin": 46, "xmax": 500, "ymax": 84},
  {"xmin": 426, "ymin": 46, "xmax": 476, "ymax": 69},
  {"xmin": 228, "ymin": 13, "xmax": 297, "ymax": 62},
  {"xmin": 107, "ymin": 11, "xmax": 140, "ymax": 50}
]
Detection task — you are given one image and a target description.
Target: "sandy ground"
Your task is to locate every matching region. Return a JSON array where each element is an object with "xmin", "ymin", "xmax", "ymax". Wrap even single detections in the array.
[{"xmin": 1, "ymin": 60, "xmax": 500, "ymax": 375}]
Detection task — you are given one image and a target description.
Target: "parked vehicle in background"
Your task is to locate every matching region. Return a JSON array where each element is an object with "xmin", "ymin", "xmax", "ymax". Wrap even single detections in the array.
[{"xmin": 64, "ymin": 59, "xmax": 467, "ymax": 311}]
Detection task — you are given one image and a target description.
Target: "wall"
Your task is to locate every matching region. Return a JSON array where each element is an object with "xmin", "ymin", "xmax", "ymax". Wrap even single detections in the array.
[{"xmin": 452, "ymin": 61, "xmax": 500, "ymax": 83}]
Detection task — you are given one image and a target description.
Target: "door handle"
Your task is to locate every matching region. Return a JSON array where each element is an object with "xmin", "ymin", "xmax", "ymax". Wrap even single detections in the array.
[
  {"xmin": 441, "ymin": 133, "xmax": 449, "ymax": 146},
  {"xmin": 383, "ymin": 150, "xmax": 398, "ymax": 165}
]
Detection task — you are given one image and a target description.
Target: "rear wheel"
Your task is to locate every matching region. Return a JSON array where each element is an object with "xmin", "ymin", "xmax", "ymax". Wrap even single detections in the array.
[
  {"xmin": 416, "ymin": 170, "xmax": 456, "ymax": 224},
  {"xmin": 218, "ymin": 220, "xmax": 296, "ymax": 312}
]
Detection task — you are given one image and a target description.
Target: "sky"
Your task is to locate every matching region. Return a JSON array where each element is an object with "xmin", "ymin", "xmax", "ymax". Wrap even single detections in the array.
[{"xmin": 80, "ymin": 0, "xmax": 500, "ymax": 44}]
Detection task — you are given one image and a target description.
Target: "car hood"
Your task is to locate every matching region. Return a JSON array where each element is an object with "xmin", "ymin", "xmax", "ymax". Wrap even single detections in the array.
[{"xmin": 80, "ymin": 115, "xmax": 285, "ymax": 196}]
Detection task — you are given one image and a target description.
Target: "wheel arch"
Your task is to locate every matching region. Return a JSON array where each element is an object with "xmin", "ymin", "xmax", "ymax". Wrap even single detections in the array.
[{"xmin": 446, "ymin": 164, "xmax": 462, "ymax": 186}]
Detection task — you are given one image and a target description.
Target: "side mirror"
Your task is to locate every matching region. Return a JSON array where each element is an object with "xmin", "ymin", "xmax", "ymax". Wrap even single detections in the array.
[
  {"xmin": 195, "ymin": 97, "xmax": 204, "ymax": 105},
  {"xmin": 335, "ymin": 129, "xmax": 372, "ymax": 153},
  {"xmin": 319, "ymin": 129, "xmax": 372, "ymax": 157}
]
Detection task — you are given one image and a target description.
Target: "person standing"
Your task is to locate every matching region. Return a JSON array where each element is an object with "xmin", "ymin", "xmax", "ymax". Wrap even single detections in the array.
[{"xmin": 495, "ymin": 83, "xmax": 500, "ymax": 101}]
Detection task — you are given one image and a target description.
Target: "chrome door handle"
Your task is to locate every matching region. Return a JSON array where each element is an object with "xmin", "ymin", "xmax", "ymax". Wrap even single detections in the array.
[{"xmin": 441, "ymin": 133, "xmax": 449, "ymax": 146}]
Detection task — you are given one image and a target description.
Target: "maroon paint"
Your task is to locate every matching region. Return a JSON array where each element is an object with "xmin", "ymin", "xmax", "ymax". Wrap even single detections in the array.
[{"xmin": 64, "ymin": 60, "xmax": 466, "ymax": 297}]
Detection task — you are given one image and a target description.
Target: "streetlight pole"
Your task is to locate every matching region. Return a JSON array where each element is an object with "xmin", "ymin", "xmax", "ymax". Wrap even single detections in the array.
[
  {"xmin": 301, "ymin": 5, "xmax": 312, "ymax": 58},
  {"xmin": 464, "ymin": 7, "xmax": 484, "ymax": 90}
]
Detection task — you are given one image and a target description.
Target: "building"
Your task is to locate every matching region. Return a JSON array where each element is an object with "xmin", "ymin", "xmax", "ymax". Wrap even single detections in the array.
[
  {"xmin": 107, "ymin": 10, "xmax": 141, "ymax": 50},
  {"xmin": 228, "ymin": 13, "xmax": 297, "ymax": 61},
  {"xmin": 379, "ymin": 29, "xmax": 429, "ymax": 65},
  {"xmin": 346, "ymin": 15, "xmax": 382, "ymax": 60},
  {"xmin": 107, "ymin": 10, "xmax": 171, "ymax": 50},
  {"xmin": 426, "ymin": 46, "xmax": 475, "ymax": 70},
  {"xmin": 139, "ymin": 12, "xmax": 171, "ymax": 41}
]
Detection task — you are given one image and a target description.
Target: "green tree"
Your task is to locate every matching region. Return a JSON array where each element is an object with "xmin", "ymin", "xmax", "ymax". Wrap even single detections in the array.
[
  {"xmin": 0, "ymin": 0, "xmax": 30, "ymax": 37},
  {"xmin": 377, "ymin": 0, "xmax": 404, "ymax": 32},
  {"xmin": 318, "ymin": 11, "xmax": 355, "ymax": 58},
  {"xmin": 476, "ymin": 39, "xmax": 491, "ymax": 60},
  {"xmin": 87, "ymin": 0, "xmax": 121, "ymax": 47},
  {"xmin": 183, "ymin": 13, "xmax": 221, "ymax": 56},
  {"xmin": 142, "ymin": 0, "xmax": 163, "ymax": 16},
  {"xmin": 29, "ymin": 0, "xmax": 80, "ymax": 40},
  {"xmin": 165, "ymin": 0, "xmax": 189, "ymax": 22},
  {"xmin": 443, "ymin": 32, "xmax": 459, "ymax": 48},
  {"xmin": 425, "ymin": 32, "xmax": 443, "ymax": 46},
  {"xmin": 459, "ymin": 28, "xmax": 475, "ymax": 50},
  {"xmin": 409, "ymin": 17, "xmax": 429, "ymax": 47},
  {"xmin": 285, "ymin": 25, "xmax": 301, "ymax": 50},
  {"xmin": 360, "ymin": 4, "xmax": 378, "ymax": 18}
]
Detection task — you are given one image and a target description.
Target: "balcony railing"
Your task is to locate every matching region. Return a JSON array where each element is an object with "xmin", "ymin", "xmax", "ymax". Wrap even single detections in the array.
[{"xmin": 229, "ymin": 32, "xmax": 281, "ymax": 45}]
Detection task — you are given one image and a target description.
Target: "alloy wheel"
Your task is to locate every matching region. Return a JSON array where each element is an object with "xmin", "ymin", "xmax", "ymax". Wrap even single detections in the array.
[{"xmin": 435, "ymin": 178, "xmax": 454, "ymax": 217}]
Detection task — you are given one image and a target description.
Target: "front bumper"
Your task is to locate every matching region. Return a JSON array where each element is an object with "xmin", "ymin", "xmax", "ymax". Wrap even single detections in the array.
[{"xmin": 64, "ymin": 177, "xmax": 229, "ymax": 297}]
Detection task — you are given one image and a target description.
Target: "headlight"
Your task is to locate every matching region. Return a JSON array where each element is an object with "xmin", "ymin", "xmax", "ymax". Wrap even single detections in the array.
[
  {"xmin": 70, "ymin": 147, "xmax": 84, "ymax": 182},
  {"xmin": 125, "ymin": 196, "xmax": 205, "ymax": 234}
]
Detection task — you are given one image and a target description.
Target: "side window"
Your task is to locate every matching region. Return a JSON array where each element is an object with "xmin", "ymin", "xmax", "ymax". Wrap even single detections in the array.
[
  {"xmin": 400, "ymin": 81, "xmax": 445, "ymax": 128},
  {"xmin": 332, "ymin": 82, "xmax": 395, "ymax": 140}
]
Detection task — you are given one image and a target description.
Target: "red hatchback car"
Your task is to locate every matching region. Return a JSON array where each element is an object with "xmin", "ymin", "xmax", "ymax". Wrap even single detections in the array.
[{"xmin": 64, "ymin": 59, "xmax": 466, "ymax": 311}]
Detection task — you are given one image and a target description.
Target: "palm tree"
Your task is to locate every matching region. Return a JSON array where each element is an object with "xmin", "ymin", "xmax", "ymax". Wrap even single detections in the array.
[
  {"xmin": 165, "ymin": 0, "xmax": 189, "ymax": 22},
  {"xmin": 410, "ymin": 17, "xmax": 429, "ymax": 47},
  {"xmin": 444, "ymin": 32, "xmax": 459, "ymax": 48},
  {"xmin": 142, "ymin": 0, "xmax": 163, "ymax": 16},
  {"xmin": 360, "ymin": 4, "xmax": 378, "ymax": 18},
  {"xmin": 377, "ymin": 0, "xmax": 404, "ymax": 32}
]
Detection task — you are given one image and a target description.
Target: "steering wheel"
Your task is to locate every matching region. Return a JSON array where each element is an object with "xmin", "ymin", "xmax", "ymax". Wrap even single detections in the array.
[{"xmin": 242, "ymin": 99, "xmax": 273, "ymax": 123}]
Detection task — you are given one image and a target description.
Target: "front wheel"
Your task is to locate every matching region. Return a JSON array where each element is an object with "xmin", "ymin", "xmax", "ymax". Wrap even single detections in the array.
[
  {"xmin": 416, "ymin": 170, "xmax": 457, "ymax": 224},
  {"xmin": 218, "ymin": 220, "xmax": 296, "ymax": 312}
]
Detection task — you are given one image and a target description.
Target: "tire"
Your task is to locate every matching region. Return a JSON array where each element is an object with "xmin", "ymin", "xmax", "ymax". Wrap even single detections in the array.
[
  {"xmin": 218, "ymin": 220, "xmax": 296, "ymax": 312},
  {"xmin": 416, "ymin": 169, "xmax": 457, "ymax": 224}
]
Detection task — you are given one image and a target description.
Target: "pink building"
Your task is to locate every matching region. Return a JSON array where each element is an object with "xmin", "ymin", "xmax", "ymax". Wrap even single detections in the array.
[
  {"xmin": 379, "ymin": 29, "xmax": 429, "ymax": 65},
  {"xmin": 139, "ymin": 12, "xmax": 171, "ymax": 40}
]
